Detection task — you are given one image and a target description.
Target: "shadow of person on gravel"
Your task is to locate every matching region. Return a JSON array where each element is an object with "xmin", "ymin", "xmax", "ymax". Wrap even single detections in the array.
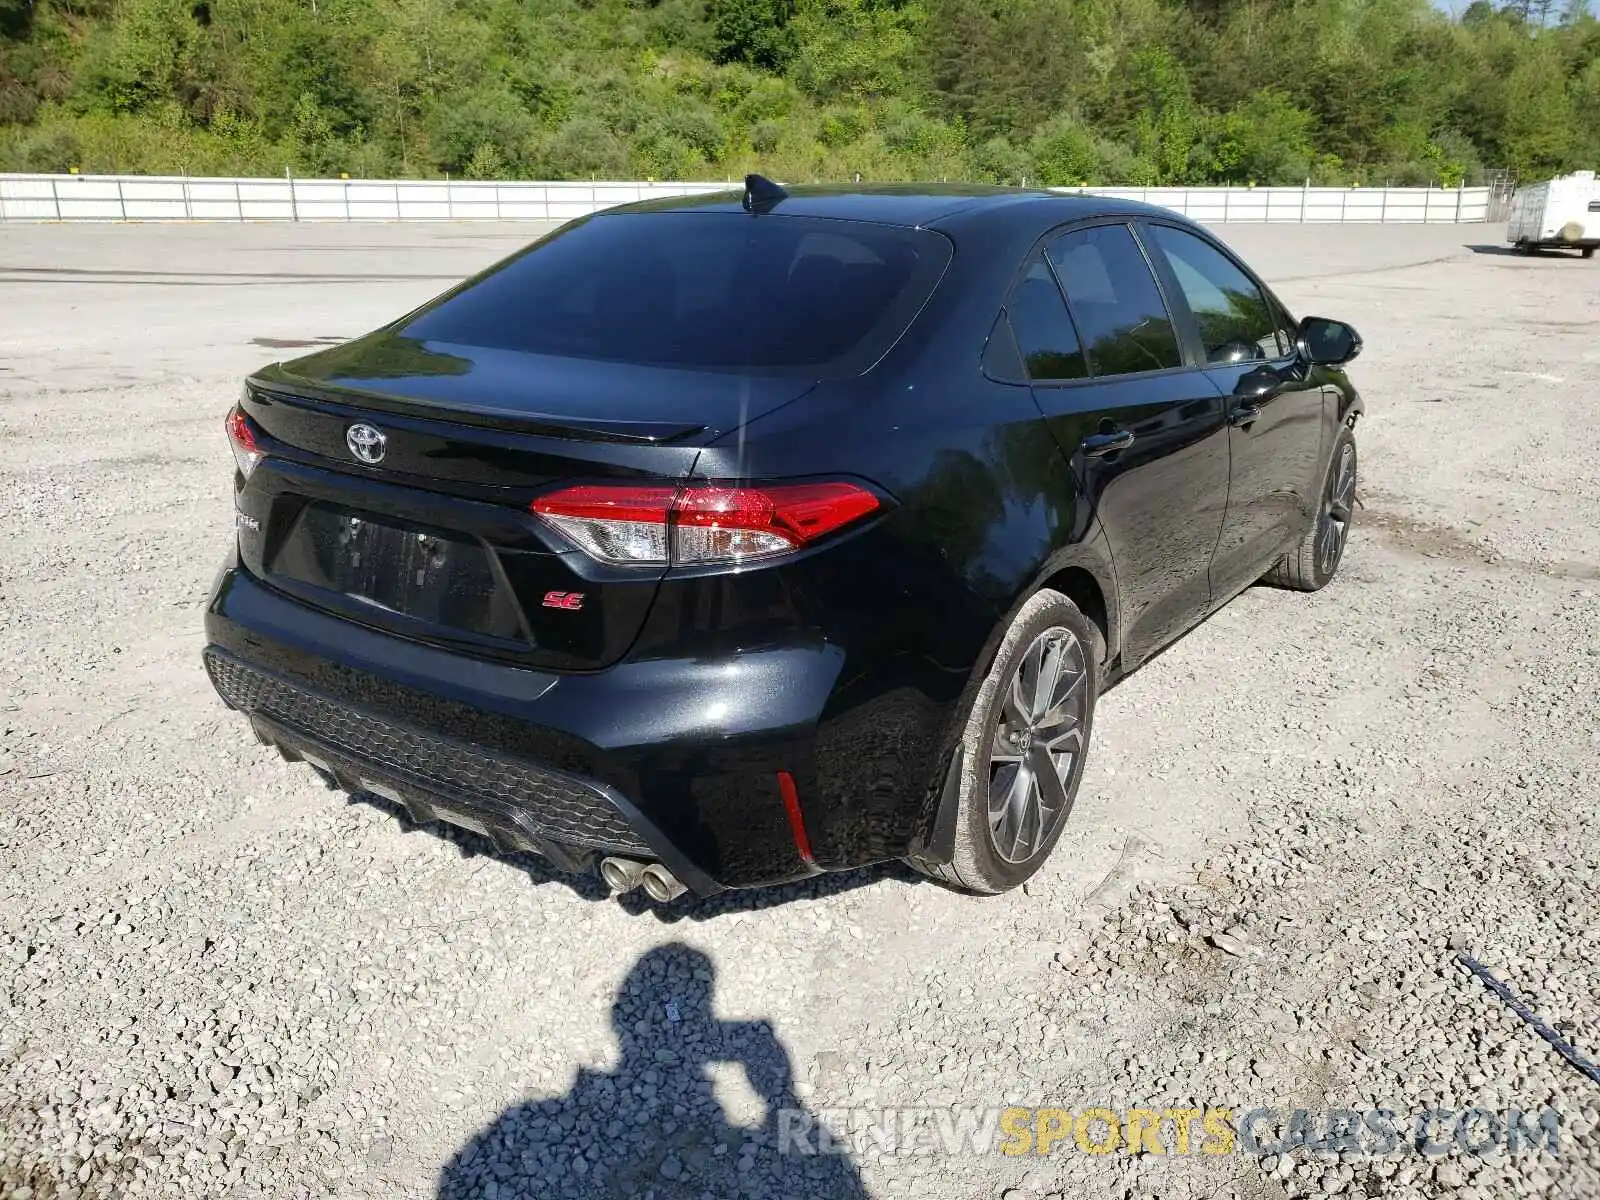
[{"xmin": 436, "ymin": 943, "xmax": 870, "ymax": 1200}]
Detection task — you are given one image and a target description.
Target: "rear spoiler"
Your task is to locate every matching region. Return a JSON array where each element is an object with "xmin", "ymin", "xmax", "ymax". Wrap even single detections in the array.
[{"xmin": 250, "ymin": 378, "xmax": 706, "ymax": 445}]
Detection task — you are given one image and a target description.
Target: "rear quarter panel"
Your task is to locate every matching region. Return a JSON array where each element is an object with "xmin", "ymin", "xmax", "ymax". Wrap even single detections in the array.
[{"xmin": 687, "ymin": 233, "xmax": 1120, "ymax": 864}]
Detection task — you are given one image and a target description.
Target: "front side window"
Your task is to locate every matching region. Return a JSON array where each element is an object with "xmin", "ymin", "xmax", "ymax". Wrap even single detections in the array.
[
  {"xmin": 1144, "ymin": 224, "xmax": 1286, "ymax": 364},
  {"xmin": 1046, "ymin": 224, "xmax": 1182, "ymax": 378}
]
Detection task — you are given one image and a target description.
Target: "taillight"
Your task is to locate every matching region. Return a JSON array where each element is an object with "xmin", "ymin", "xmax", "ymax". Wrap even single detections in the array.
[
  {"xmin": 530, "ymin": 485, "xmax": 675, "ymax": 565},
  {"xmin": 225, "ymin": 405, "xmax": 262, "ymax": 480},
  {"xmin": 531, "ymin": 481, "xmax": 882, "ymax": 566}
]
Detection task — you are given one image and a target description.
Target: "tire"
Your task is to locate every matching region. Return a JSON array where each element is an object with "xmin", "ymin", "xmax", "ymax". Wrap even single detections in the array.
[
  {"xmin": 1263, "ymin": 427, "xmax": 1357, "ymax": 592},
  {"xmin": 912, "ymin": 589, "xmax": 1100, "ymax": 894},
  {"xmin": 1583, "ymin": 247, "xmax": 1595, "ymax": 260}
]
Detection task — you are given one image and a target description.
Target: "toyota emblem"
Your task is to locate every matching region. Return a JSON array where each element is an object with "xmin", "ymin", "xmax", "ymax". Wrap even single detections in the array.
[{"xmin": 345, "ymin": 423, "xmax": 387, "ymax": 464}]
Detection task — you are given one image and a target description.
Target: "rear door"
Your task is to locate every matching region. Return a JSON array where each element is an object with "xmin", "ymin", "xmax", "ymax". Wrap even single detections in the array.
[
  {"xmin": 1138, "ymin": 222, "xmax": 1325, "ymax": 601},
  {"xmin": 1015, "ymin": 221, "xmax": 1229, "ymax": 667}
]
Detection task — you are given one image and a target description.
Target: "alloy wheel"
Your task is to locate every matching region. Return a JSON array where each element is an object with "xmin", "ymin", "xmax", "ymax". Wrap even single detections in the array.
[
  {"xmin": 987, "ymin": 627, "xmax": 1089, "ymax": 864},
  {"xmin": 1318, "ymin": 441, "xmax": 1357, "ymax": 576}
]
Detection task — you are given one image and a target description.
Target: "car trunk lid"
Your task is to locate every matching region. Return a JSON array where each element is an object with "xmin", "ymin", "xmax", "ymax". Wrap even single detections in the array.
[
  {"xmin": 236, "ymin": 355, "xmax": 814, "ymax": 672},
  {"xmin": 229, "ymin": 206, "xmax": 951, "ymax": 671}
]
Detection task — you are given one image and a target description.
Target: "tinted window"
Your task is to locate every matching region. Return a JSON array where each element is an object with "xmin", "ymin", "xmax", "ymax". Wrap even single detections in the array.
[
  {"xmin": 1047, "ymin": 225, "xmax": 1182, "ymax": 377},
  {"xmin": 400, "ymin": 213, "xmax": 951, "ymax": 374},
  {"xmin": 1146, "ymin": 225, "xmax": 1287, "ymax": 363},
  {"xmin": 980, "ymin": 312, "xmax": 1026, "ymax": 381},
  {"xmin": 1006, "ymin": 257, "xmax": 1088, "ymax": 381}
]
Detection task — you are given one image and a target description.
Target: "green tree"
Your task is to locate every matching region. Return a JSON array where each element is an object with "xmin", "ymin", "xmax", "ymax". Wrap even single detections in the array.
[
  {"xmin": 426, "ymin": 88, "xmax": 537, "ymax": 177},
  {"xmin": 708, "ymin": 0, "xmax": 796, "ymax": 69},
  {"xmin": 1498, "ymin": 52, "xmax": 1575, "ymax": 175},
  {"xmin": 1202, "ymin": 90, "xmax": 1316, "ymax": 184},
  {"xmin": 537, "ymin": 114, "xmax": 630, "ymax": 178},
  {"xmin": 75, "ymin": 0, "xmax": 200, "ymax": 115},
  {"xmin": 1028, "ymin": 116, "xmax": 1100, "ymax": 186},
  {"xmin": 1, "ymin": 0, "xmax": 1595, "ymax": 187},
  {"xmin": 922, "ymin": 0, "xmax": 1089, "ymax": 138},
  {"xmin": 788, "ymin": 0, "xmax": 918, "ymax": 101},
  {"xmin": 1121, "ymin": 47, "xmax": 1199, "ymax": 184}
]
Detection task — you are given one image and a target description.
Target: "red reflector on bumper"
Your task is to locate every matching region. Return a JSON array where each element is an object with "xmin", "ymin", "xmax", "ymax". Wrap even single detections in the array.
[{"xmin": 776, "ymin": 770, "xmax": 815, "ymax": 866}]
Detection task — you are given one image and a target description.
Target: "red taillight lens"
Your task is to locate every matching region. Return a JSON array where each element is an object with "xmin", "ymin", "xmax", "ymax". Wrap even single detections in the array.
[
  {"xmin": 225, "ymin": 405, "xmax": 262, "ymax": 480},
  {"xmin": 531, "ymin": 481, "xmax": 882, "ymax": 566},
  {"xmin": 674, "ymin": 483, "xmax": 882, "ymax": 563}
]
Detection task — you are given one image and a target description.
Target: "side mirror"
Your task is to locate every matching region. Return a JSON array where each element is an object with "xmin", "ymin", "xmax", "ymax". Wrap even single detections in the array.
[{"xmin": 1297, "ymin": 316, "xmax": 1362, "ymax": 366}]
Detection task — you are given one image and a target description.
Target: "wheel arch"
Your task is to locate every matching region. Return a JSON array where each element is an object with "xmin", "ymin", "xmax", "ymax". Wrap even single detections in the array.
[
  {"xmin": 1036, "ymin": 564, "xmax": 1111, "ymax": 669},
  {"xmin": 910, "ymin": 532, "xmax": 1119, "ymax": 868},
  {"xmin": 1026, "ymin": 526, "xmax": 1121, "ymax": 670},
  {"xmin": 1337, "ymin": 381, "xmax": 1364, "ymax": 429}
]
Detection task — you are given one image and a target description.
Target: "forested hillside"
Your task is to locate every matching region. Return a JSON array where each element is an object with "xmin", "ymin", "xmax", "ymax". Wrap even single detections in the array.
[{"xmin": 1, "ymin": 0, "xmax": 1597, "ymax": 185}]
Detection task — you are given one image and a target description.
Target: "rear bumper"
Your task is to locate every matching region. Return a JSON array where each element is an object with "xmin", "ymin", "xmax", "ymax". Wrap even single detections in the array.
[{"xmin": 204, "ymin": 560, "xmax": 852, "ymax": 892}]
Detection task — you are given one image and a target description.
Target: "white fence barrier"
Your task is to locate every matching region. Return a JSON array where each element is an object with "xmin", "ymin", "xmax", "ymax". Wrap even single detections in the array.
[
  {"xmin": 0, "ymin": 173, "xmax": 1493, "ymax": 224},
  {"xmin": 1066, "ymin": 184, "xmax": 1491, "ymax": 224},
  {"xmin": 0, "ymin": 175, "xmax": 728, "ymax": 223}
]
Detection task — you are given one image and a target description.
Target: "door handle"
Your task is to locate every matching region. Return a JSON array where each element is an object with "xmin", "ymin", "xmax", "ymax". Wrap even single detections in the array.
[
  {"xmin": 1228, "ymin": 389, "xmax": 1281, "ymax": 425},
  {"xmin": 1082, "ymin": 429, "xmax": 1135, "ymax": 457}
]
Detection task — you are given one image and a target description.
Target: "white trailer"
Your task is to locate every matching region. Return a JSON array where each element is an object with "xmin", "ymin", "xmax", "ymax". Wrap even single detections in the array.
[{"xmin": 1506, "ymin": 170, "xmax": 1600, "ymax": 257}]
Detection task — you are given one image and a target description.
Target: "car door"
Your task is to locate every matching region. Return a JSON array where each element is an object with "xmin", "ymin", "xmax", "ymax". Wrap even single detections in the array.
[
  {"xmin": 1002, "ymin": 221, "xmax": 1229, "ymax": 668},
  {"xmin": 1138, "ymin": 222, "xmax": 1327, "ymax": 603}
]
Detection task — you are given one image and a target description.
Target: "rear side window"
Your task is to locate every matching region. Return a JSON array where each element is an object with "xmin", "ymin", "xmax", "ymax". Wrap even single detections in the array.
[
  {"xmin": 1145, "ymin": 224, "xmax": 1288, "ymax": 363},
  {"xmin": 1006, "ymin": 257, "xmax": 1088, "ymax": 381},
  {"xmin": 1046, "ymin": 225, "xmax": 1182, "ymax": 377},
  {"xmin": 399, "ymin": 212, "xmax": 951, "ymax": 376}
]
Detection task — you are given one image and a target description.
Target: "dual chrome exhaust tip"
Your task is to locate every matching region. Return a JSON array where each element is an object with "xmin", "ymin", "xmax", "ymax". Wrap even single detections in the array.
[{"xmin": 600, "ymin": 856, "xmax": 687, "ymax": 903}]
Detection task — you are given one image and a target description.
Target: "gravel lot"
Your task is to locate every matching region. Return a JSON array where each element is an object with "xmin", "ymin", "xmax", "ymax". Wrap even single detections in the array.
[{"xmin": 1, "ymin": 218, "xmax": 1597, "ymax": 1200}]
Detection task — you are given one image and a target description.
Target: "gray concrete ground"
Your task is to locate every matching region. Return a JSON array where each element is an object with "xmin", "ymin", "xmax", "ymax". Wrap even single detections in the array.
[{"xmin": 1, "ymin": 218, "xmax": 1597, "ymax": 1200}]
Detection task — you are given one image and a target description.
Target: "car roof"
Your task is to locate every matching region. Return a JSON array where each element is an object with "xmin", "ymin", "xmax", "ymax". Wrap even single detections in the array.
[{"xmin": 605, "ymin": 183, "xmax": 1175, "ymax": 232}]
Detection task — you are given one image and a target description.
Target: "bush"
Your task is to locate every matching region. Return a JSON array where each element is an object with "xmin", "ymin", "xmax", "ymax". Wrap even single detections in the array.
[
  {"xmin": 750, "ymin": 118, "xmax": 783, "ymax": 154},
  {"xmin": 971, "ymin": 135, "xmax": 1032, "ymax": 186},
  {"xmin": 425, "ymin": 88, "xmax": 538, "ymax": 177},
  {"xmin": 729, "ymin": 75, "xmax": 799, "ymax": 124},
  {"xmin": 466, "ymin": 142, "xmax": 506, "ymax": 180},
  {"xmin": 881, "ymin": 107, "xmax": 959, "ymax": 158},
  {"xmin": 644, "ymin": 0, "xmax": 718, "ymax": 56},
  {"xmin": 788, "ymin": 0, "xmax": 917, "ymax": 102},
  {"xmin": 818, "ymin": 105, "xmax": 866, "ymax": 147},
  {"xmin": 707, "ymin": 0, "xmax": 795, "ymax": 70},
  {"xmin": 1200, "ymin": 90, "xmax": 1315, "ymax": 185},
  {"xmin": 1028, "ymin": 116, "xmax": 1099, "ymax": 187},
  {"xmin": 1423, "ymin": 128, "xmax": 1481, "ymax": 187},
  {"xmin": 646, "ymin": 101, "xmax": 727, "ymax": 160},
  {"xmin": 632, "ymin": 131, "xmax": 709, "ymax": 179},
  {"xmin": 0, "ymin": 117, "xmax": 79, "ymax": 171},
  {"xmin": 537, "ymin": 115, "xmax": 630, "ymax": 179}
]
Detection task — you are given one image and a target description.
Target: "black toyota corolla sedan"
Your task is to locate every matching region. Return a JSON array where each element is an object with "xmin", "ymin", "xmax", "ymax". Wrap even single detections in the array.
[{"xmin": 204, "ymin": 178, "xmax": 1363, "ymax": 901}]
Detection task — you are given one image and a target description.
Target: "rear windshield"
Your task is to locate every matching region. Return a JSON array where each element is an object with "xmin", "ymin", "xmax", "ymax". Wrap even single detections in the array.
[{"xmin": 399, "ymin": 212, "xmax": 951, "ymax": 375}]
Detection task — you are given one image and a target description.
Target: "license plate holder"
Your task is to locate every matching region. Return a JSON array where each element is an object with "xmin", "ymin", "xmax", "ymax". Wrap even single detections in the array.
[{"xmin": 271, "ymin": 502, "xmax": 522, "ymax": 639}]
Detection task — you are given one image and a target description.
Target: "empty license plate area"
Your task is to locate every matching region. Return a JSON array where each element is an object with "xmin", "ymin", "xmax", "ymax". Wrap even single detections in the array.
[{"xmin": 270, "ymin": 501, "xmax": 524, "ymax": 640}]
